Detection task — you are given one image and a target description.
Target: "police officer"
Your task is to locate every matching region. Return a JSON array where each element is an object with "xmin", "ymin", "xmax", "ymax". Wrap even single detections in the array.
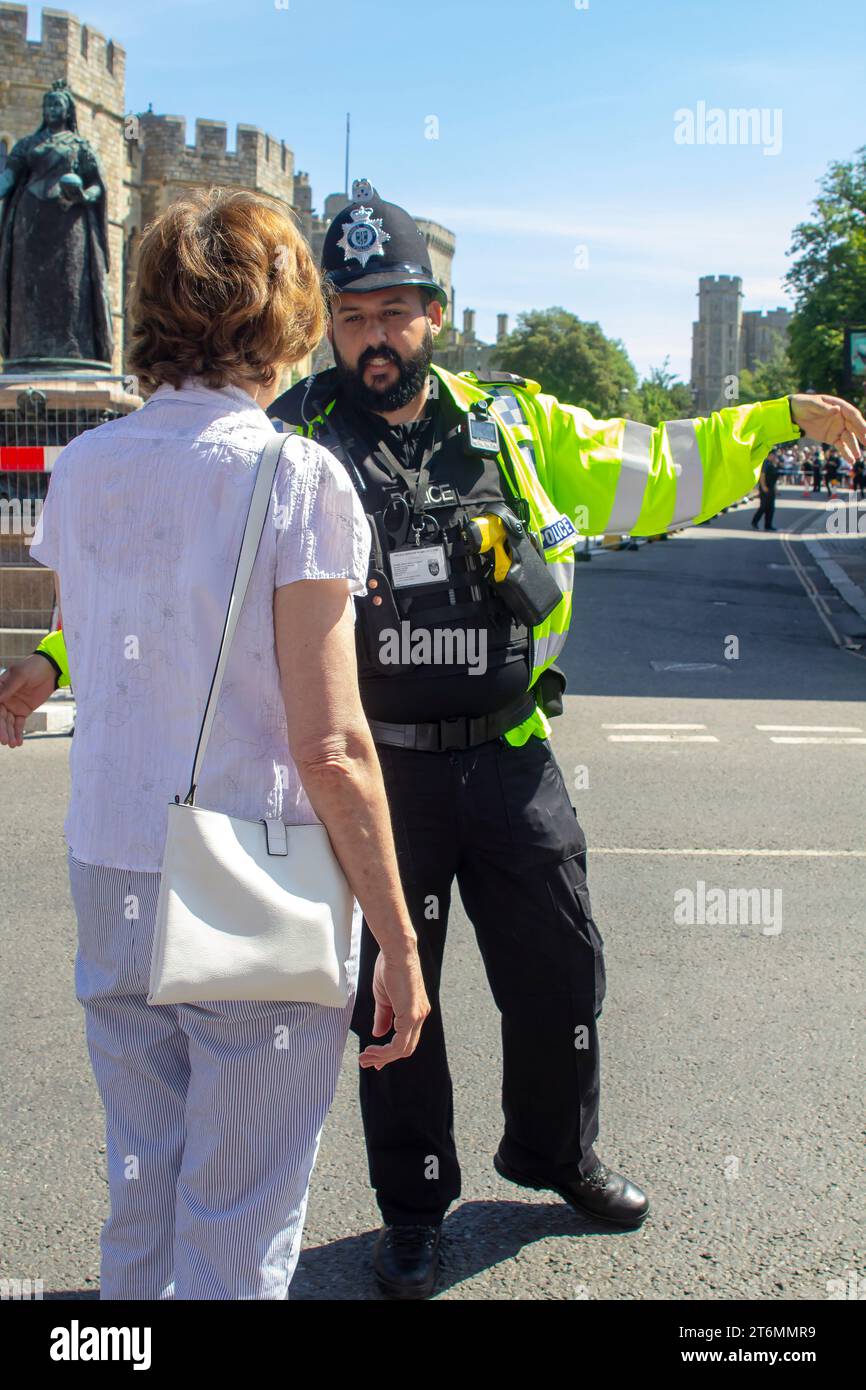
[
  {"xmin": 751, "ymin": 450, "xmax": 779, "ymax": 530},
  {"xmin": 263, "ymin": 189, "xmax": 642, "ymax": 1301},
  {"xmin": 263, "ymin": 182, "xmax": 866, "ymax": 1299},
  {"xmin": 7, "ymin": 182, "xmax": 866, "ymax": 1302}
]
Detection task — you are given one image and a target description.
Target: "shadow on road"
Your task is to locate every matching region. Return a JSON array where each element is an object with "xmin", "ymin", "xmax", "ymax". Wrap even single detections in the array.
[{"xmin": 292, "ymin": 1198, "xmax": 642, "ymax": 1300}]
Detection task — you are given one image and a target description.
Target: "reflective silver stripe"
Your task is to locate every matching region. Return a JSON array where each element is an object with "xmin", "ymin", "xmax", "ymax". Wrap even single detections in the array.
[
  {"xmin": 517, "ymin": 441, "xmax": 540, "ymax": 480},
  {"xmin": 489, "ymin": 391, "xmax": 540, "ymax": 482},
  {"xmin": 665, "ymin": 418, "xmax": 705, "ymax": 524},
  {"xmin": 545, "ymin": 559, "xmax": 574, "ymax": 594},
  {"xmin": 605, "ymin": 419, "xmax": 654, "ymax": 532},
  {"xmin": 533, "ymin": 628, "xmax": 568, "ymax": 669}
]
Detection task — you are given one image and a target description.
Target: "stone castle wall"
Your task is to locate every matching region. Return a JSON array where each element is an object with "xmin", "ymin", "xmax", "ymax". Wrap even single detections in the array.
[{"xmin": 134, "ymin": 114, "xmax": 296, "ymax": 229}]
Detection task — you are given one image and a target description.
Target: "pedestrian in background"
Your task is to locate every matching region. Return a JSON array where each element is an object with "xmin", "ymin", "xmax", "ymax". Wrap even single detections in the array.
[{"xmin": 752, "ymin": 453, "xmax": 779, "ymax": 531}]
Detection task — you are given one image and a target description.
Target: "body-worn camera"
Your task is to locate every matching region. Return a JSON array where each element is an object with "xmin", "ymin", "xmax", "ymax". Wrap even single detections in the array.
[{"xmin": 462, "ymin": 400, "xmax": 501, "ymax": 457}]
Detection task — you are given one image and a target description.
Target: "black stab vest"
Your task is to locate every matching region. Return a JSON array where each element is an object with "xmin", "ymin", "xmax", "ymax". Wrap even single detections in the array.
[{"xmin": 324, "ymin": 395, "xmax": 532, "ymax": 721}]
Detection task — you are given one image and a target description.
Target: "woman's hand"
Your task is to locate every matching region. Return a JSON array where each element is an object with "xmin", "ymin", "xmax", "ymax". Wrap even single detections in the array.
[
  {"xmin": 359, "ymin": 948, "xmax": 431, "ymax": 1070},
  {"xmin": 0, "ymin": 654, "xmax": 57, "ymax": 747}
]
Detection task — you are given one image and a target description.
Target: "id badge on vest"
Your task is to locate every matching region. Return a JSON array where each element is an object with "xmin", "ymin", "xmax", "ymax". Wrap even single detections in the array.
[{"xmin": 389, "ymin": 541, "xmax": 450, "ymax": 589}]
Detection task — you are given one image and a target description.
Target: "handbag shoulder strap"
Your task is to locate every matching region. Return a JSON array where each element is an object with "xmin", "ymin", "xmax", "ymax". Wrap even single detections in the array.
[{"xmin": 183, "ymin": 429, "xmax": 288, "ymax": 804}]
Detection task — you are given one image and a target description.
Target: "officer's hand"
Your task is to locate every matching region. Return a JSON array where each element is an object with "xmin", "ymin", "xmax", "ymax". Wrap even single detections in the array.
[
  {"xmin": 789, "ymin": 394, "xmax": 866, "ymax": 466},
  {"xmin": 359, "ymin": 949, "xmax": 430, "ymax": 1070},
  {"xmin": 0, "ymin": 654, "xmax": 57, "ymax": 747}
]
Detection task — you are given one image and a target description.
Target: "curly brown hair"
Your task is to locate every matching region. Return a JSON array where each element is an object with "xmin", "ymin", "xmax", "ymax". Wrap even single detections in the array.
[{"xmin": 127, "ymin": 187, "xmax": 326, "ymax": 394}]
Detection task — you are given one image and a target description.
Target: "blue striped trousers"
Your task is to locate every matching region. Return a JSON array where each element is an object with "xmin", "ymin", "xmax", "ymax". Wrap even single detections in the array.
[{"xmin": 67, "ymin": 848, "xmax": 358, "ymax": 1300}]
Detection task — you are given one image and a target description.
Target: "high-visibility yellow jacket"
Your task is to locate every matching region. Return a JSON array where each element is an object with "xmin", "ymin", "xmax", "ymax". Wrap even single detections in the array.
[
  {"xmin": 446, "ymin": 368, "xmax": 797, "ymax": 742},
  {"xmin": 35, "ymin": 366, "xmax": 800, "ymax": 746}
]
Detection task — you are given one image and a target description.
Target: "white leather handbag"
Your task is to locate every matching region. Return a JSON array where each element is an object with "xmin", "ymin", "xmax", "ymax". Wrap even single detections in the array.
[{"xmin": 147, "ymin": 430, "xmax": 356, "ymax": 1008}]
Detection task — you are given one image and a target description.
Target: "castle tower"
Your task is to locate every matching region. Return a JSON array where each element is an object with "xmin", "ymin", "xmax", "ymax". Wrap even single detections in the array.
[
  {"xmin": 293, "ymin": 170, "xmax": 313, "ymax": 244},
  {"xmin": 414, "ymin": 218, "xmax": 455, "ymax": 322},
  {"xmin": 690, "ymin": 276, "xmax": 744, "ymax": 412}
]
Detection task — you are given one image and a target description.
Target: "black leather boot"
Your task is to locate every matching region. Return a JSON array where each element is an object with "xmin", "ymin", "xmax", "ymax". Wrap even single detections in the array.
[
  {"xmin": 494, "ymin": 1149, "xmax": 649, "ymax": 1228},
  {"xmin": 372, "ymin": 1224, "xmax": 441, "ymax": 1300}
]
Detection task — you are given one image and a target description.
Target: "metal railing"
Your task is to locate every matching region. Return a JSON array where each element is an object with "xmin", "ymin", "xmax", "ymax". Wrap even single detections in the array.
[{"xmin": 1, "ymin": 376, "xmax": 132, "ymax": 568}]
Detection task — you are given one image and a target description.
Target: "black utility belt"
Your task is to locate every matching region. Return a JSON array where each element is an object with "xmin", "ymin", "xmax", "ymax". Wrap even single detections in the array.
[{"xmin": 367, "ymin": 692, "xmax": 537, "ymax": 753}]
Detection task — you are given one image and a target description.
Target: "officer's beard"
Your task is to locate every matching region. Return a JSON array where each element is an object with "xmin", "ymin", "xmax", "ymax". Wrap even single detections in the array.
[{"xmin": 333, "ymin": 327, "xmax": 434, "ymax": 415}]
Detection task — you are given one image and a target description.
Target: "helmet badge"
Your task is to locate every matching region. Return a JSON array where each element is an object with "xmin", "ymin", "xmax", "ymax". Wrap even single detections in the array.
[{"xmin": 337, "ymin": 205, "xmax": 392, "ymax": 268}]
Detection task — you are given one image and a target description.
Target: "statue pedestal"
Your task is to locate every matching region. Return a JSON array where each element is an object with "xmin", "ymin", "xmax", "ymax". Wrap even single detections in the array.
[
  {"xmin": 0, "ymin": 373, "xmax": 142, "ymax": 674},
  {"xmin": 3, "ymin": 358, "xmax": 115, "ymax": 374},
  {"xmin": 0, "ymin": 373, "xmax": 142, "ymax": 421}
]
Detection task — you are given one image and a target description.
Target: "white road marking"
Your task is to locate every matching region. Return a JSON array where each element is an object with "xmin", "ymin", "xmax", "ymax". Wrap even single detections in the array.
[
  {"xmin": 780, "ymin": 512, "xmax": 866, "ymax": 660},
  {"xmin": 606, "ymin": 734, "xmax": 719, "ymax": 743},
  {"xmin": 589, "ymin": 848, "xmax": 866, "ymax": 857},
  {"xmin": 649, "ymin": 661, "xmax": 728, "ymax": 672},
  {"xmin": 602, "ymin": 722, "xmax": 708, "ymax": 729},
  {"xmin": 755, "ymin": 724, "xmax": 862, "ymax": 733},
  {"xmin": 769, "ymin": 736, "xmax": 866, "ymax": 745}
]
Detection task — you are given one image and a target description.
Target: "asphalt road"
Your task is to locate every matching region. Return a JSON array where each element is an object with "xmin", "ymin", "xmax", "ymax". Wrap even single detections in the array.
[{"xmin": 1, "ymin": 487, "xmax": 863, "ymax": 1301}]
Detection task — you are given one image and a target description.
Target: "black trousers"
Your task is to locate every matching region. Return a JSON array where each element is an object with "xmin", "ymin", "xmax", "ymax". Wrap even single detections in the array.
[
  {"xmin": 350, "ymin": 734, "xmax": 606, "ymax": 1226},
  {"xmin": 752, "ymin": 493, "xmax": 775, "ymax": 528}
]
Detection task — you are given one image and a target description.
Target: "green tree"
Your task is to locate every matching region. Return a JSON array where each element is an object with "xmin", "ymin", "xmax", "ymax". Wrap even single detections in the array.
[
  {"xmin": 491, "ymin": 307, "xmax": 637, "ymax": 416},
  {"xmin": 736, "ymin": 342, "xmax": 799, "ymax": 403},
  {"xmin": 624, "ymin": 359, "xmax": 695, "ymax": 426},
  {"xmin": 785, "ymin": 147, "xmax": 866, "ymax": 398}
]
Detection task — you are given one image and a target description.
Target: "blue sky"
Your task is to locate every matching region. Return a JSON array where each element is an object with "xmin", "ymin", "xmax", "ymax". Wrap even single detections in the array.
[{"xmin": 29, "ymin": 0, "xmax": 865, "ymax": 381}]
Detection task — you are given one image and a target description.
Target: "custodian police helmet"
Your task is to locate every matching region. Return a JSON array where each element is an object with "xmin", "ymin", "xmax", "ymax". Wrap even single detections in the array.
[{"xmin": 321, "ymin": 178, "xmax": 448, "ymax": 308}]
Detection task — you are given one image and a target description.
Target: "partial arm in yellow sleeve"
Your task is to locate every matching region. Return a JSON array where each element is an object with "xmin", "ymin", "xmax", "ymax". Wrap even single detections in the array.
[
  {"xmin": 34, "ymin": 625, "xmax": 70, "ymax": 688},
  {"xmin": 536, "ymin": 394, "xmax": 800, "ymax": 537}
]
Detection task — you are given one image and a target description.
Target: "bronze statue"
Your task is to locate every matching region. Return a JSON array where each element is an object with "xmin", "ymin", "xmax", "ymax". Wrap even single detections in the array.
[{"xmin": 0, "ymin": 80, "xmax": 113, "ymax": 372}]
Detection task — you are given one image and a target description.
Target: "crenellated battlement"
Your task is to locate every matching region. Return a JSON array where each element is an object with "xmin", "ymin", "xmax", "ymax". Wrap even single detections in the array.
[
  {"xmin": 133, "ymin": 113, "xmax": 296, "ymax": 229},
  {"xmin": 0, "ymin": 5, "xmax": 125, "ymax": 92},
  {"xmin": 697, "ymin": 274, "xmax": 743, "ymax": 291},
  {"xmin": 137, "ymin": 114, "xmax": 292, "ymax": 170}
]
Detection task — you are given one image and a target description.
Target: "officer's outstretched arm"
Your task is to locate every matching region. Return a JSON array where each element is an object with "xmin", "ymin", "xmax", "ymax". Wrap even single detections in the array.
[{"xmin": 535, "ymin": 394, "xmax": 800, "ymax": 537}]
